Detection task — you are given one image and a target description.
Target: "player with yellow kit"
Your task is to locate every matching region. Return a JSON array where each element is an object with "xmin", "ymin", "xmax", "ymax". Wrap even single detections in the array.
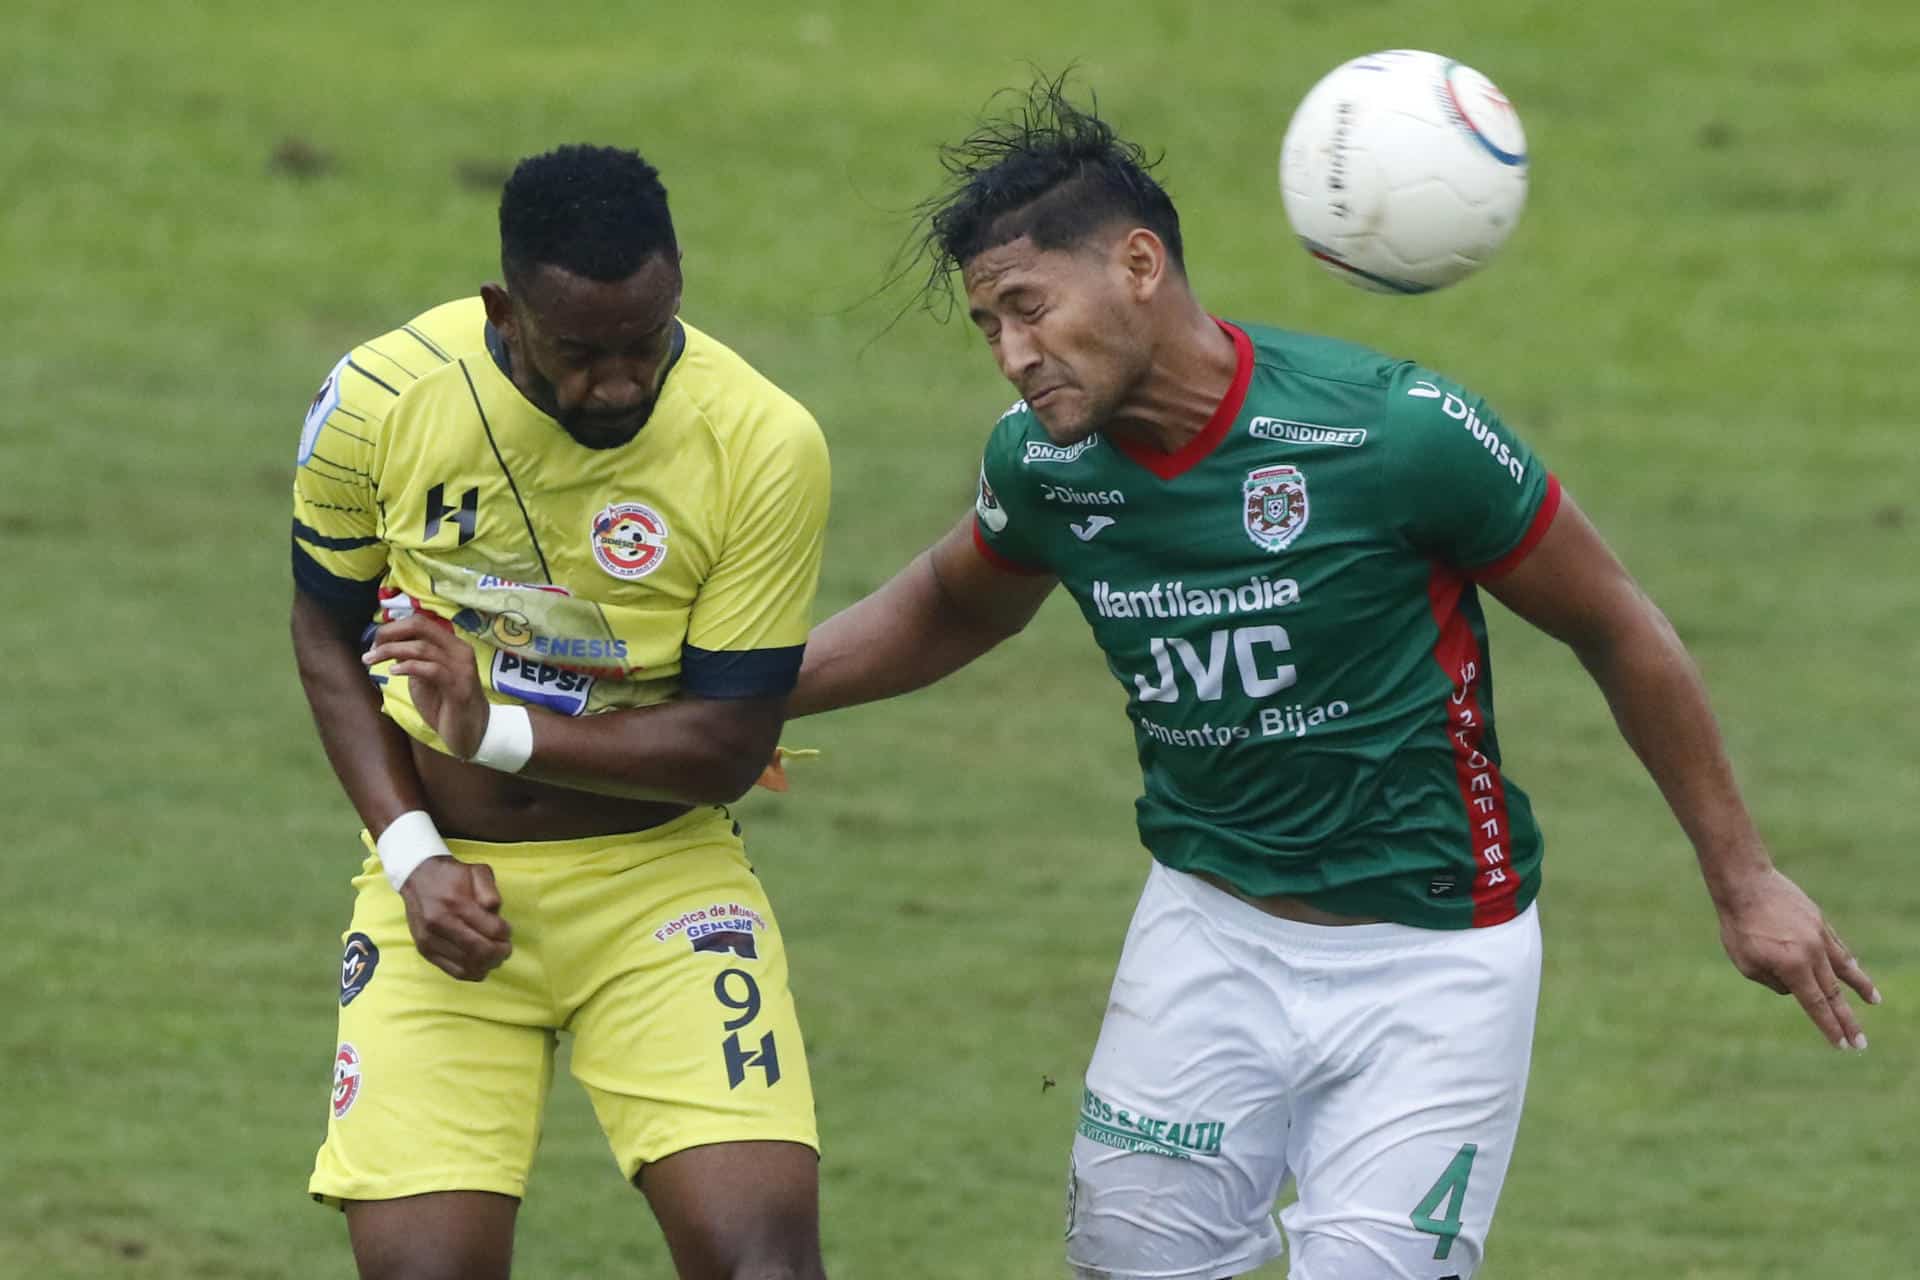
[{"xmin": 289, "ymin": 145, "xmax": 829, "ymax": 1280}]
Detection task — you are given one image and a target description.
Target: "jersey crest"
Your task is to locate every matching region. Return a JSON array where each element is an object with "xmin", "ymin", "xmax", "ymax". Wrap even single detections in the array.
[
  {"xmin": 1243, "ymin": 464, "xmax": 1310, "ymax": 552},
  {"xmin": 590, "ymin": 501, "xmax": 670, "ymax": 580}
]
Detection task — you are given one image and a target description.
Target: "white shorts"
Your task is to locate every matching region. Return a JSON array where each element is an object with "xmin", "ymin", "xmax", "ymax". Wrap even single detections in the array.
[{"xmin": 1066, "ymin": 861, "xmax": 1541, "ymax": 1280}]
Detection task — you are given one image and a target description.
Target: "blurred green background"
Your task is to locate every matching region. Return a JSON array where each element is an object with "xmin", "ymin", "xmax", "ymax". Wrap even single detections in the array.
[{"xmin": 3, "ymin": 0, "xmax": 1915, "ymax": 1275}]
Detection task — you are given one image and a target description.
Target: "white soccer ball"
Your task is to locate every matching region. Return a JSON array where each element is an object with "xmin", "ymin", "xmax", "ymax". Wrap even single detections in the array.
[{"xmin": 1279, "ymin": 49, "xmax": 1528, "ymax": 294}]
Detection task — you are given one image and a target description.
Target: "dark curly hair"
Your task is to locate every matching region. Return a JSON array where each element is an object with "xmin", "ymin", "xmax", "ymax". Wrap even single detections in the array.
[
  {"xmin": 499, "ymin": 144, "xmax": 677, "ymax": 286},
  {"xmin": 908, "ymin": 73, "xmax": 1183, "ymax": 314}
]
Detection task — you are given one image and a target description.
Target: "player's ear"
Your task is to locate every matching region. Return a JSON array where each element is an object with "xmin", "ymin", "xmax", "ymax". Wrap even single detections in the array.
[
  {"xmin": 480, "ymin": 282, "xmax": 516, "ymax": 336},
  {"xmin": 1118, "ymin": 228, "xmax": 1168, "ymax": 302}
]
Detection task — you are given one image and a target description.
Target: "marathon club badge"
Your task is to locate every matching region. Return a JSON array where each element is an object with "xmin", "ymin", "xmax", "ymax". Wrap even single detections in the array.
[
  {"xmin": 1243, "ymin": 464, "xmax": 1310, "ymax": 552},
  {"xmin": 590, "ymin": 501, "xmax": 670, "ymax": 580}
]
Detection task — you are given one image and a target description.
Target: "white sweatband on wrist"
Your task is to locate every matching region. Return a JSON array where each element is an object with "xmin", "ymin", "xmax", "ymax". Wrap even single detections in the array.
[
  {"xmin": 376, "ymin": 809, "xmax": 452, "ymax": 891},
  {"xmin": 470, "ymin": 702, "xmax": 534, "ymax": 773}
]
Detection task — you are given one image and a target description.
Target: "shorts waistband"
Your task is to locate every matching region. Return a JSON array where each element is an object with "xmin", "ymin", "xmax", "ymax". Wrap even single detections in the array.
[{"xmin": 1150, "ymin": 860, "xmax": 1533, "ymax": 957}]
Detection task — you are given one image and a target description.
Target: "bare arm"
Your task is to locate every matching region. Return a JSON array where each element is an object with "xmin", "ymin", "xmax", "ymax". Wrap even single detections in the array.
[
  {"xmin": 520, "ymin": 694, "xmax": 786, "ymax": 805},
  {"xmin": 290, "ymin": 589, "xmax": 512, "ymax": 981},
  {"xmin": 790, "ymin": 514, "xmax": 1058, "ymax": 718},
  {"xmin": 290, "ymin": 588, "xmax": 430, "ymax": 834},
  {"xmin": 1485, "ymin": 493, "xmax": 1878, "ymax": 1048},
  {"xmin": 362, "ymin": 615, "xmax": 789, "ymax": 805}
]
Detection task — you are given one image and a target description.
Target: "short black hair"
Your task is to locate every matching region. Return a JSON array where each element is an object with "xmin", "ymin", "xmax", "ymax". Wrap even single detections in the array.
[
  {"xmin": 498, "ymin": 144, "xmax": 677, "ymax": 286},
  {"xmin": 908, "ymin": 74, "xmax": 1183, "ymax": 313}
]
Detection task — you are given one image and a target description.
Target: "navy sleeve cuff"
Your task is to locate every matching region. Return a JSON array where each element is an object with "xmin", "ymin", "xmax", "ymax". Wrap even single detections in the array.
[
  {"xmin": 680, "ymin": 643, "xmax": 804, "ymax": 699},
  {"xmin": 292, "ymin": 540, "xmax": 381, "ymax": 619}
]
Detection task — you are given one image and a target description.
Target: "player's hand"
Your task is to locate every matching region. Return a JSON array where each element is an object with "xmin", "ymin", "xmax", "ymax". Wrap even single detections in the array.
[
  {"xmin": 399, "ymin": 857, "xmax": 513, "ymax": 982},
  {"xmin": 363, "ymin": 613, "xmax": 491, "ymax": 759},
  {"xmin": 1713, "ymin": 866, "xmax": 1879, "ymax": 1051}
]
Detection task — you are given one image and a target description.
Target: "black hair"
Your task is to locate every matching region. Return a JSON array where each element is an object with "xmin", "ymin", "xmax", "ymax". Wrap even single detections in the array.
[
  {"xmin": 907, "ymin": 73, "xmax": 1183, "ymax": 314},
  {"xmin": 498, "ymin": 144, "xmax": 677, "ymax": 286}
]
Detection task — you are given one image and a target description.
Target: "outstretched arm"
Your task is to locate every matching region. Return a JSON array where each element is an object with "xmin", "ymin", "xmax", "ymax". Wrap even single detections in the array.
[
  {"xmin": 790, "ymin": 513, "xmax": 1058, "ymax": 717},
  {"xmin": 1484, "ymin": 492, "xmax": 1879, "ymax": 1050}
]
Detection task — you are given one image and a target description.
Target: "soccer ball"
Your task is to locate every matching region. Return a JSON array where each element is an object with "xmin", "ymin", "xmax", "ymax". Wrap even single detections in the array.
[{"xmin": 1279, "ymin": 50, "xmax": 1528, "ymax": 294}]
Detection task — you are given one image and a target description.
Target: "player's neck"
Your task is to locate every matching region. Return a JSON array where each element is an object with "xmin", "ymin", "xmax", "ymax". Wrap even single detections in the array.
[{"xmin": 1104, "ymin": 306, "xmax": 1240, "ymax": 455}]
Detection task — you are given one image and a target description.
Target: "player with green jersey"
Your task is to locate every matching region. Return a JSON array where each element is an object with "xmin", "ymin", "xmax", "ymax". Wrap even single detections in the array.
[
  {"xmin": 973, "ymin": 323, "xmax": 1557, "ymax": 930},
  {"xmin": 790, "ymin": 81, "xmax": 1876, "ymax": 1280}
]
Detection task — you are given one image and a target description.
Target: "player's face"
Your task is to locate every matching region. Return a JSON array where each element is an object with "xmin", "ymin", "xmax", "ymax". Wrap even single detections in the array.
[
  {"xmin": 962, "ymin": 234, "xmax": 1152, "ymax": 444},
  {"xmin": 485, "ymin": 254, "xmax": 683, "ymax": 450}
]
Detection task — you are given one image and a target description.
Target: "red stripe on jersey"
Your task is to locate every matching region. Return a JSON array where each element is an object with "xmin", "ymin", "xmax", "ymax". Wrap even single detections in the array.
[
  {"xmin": 1427, "ymin": 567, "xmax": 1520, "ymax": 927},
  {"xmin": 971, "ymin": 517, "xmax": 1050, "ymax": 575},
  {"xmin": 1474, "ymin": 474, "xmax": 1563, "ymax": 580},
  {"xmin": 1111, "ymin": 320, "xmax": 1254, "ymax": 481}
]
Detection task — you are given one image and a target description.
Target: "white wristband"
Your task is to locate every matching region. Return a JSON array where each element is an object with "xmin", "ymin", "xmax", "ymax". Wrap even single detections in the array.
[
  {"xmin": 376, "ymin": 809, "xmax": 452, "ymax": 891},
  {"xmin": 470, "ymin": 702, "xmax": 534, "ymax": 773}
]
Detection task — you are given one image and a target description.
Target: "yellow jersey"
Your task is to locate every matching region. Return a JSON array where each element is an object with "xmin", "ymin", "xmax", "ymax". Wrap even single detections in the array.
[{"xmin": 291, "ymin": 297, "xmax": 829, "ymax": 751}]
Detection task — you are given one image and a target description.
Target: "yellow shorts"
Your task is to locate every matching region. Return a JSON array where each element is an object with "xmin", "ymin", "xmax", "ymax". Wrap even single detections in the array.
[{"xmin": 308, "ymin": 806, "xmax": 816, "ymax": 1205}]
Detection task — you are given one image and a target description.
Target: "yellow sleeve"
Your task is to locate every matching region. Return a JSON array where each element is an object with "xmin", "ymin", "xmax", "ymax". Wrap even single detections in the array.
[
  {"xmin": 290, "ymin": 350, "xmax": 398, "ymax": 615},
  {"xmin": 680, "ymin": 409, "xmax": 830, "ymax": 698}
]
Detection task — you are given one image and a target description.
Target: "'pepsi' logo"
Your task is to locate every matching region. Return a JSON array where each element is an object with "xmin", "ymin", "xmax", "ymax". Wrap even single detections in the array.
[{"xmin": 491, "ymin": 651, "xmax": 594, "ymax": 716}]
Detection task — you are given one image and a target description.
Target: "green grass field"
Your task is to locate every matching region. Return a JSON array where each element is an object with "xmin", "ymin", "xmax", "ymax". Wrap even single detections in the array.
[{"xmin": 4, "ymin": 0, "xmax": 1916, "ymax": 1275}]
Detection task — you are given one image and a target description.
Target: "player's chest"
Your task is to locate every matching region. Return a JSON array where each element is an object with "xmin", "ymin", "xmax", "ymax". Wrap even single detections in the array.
[
  {"xmin": 1027, "ymin": 444, "xmax": 1387, "ymax": 587},
  {"xmin": 376, "ymin": 425, "xmax": 721, "ymax": 605}
]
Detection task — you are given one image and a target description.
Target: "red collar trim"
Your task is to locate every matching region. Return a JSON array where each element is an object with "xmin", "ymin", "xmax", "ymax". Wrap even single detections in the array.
[{"xmin": 1110, "ymin": 319, "xmax": 1254, "ymax": 481}]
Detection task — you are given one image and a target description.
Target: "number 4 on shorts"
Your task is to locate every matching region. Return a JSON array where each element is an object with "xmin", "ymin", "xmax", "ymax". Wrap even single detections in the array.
[{"xmin": 1410, "ymin": 1142, "xmax": 1477, "ymax": 1261}]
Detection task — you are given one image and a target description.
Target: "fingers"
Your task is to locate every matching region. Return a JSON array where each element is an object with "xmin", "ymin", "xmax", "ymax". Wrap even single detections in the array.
[
  {"xmin": 364, "ymin": 615, "xmax": 470, "ymax": 666},
  {"xmin": 1786, "ymin": 957, "xmax": 1867, "ymax": 1052},
  {"xmin": 372, "ymin": 613, "xmax": 455, "ymax": 642},
  {"xmin": 415, "ymin": 933, "xmax": 496, "ymax": 982},
  {"xmin": 468, "ymin": 862, "xmax": 504, "ymax": 913},
  {"xmin": 416, "ymin": 927, "xmax": 511, "ymax": 981},
  {"xmin": 363, "ymin": 638, "xmax": 460, "ymax": 671},
  {"xmin": 1826, "ymin": 926, "xmax": 1881, "ymax": 1007},
  {"xmin": 432, "ymin": 896, "xmax": 512, "ymax": 950},
  {"xmin": 385, "ymin": 658, "xmax": 455, "ymax": 685},
  {"xmin": 407, "ymin": 876, "xmax": 513, "ymax": 982}
]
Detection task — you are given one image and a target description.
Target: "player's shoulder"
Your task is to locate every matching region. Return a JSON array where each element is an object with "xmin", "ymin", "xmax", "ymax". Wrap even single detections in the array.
[
  {"xmin": 297, "ymin": 297, "xmax": 487, "ymax": 465},
  {"xmin": 1232, "ymin": 319, "xmax": 1501, "ymax": 435},
  {"xmin": 347, "ymin": 297, "xmax": 487, "ymax": 407},
  {"xmin": 1233, "ymin": 319, "xmax": 1406, "ymax": 395},
  {"xmin": 670, "ymin": 320, "xmax": 825, "ymax": 459}
]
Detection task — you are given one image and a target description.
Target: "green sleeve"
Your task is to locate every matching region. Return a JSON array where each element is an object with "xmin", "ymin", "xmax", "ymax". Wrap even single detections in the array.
[
  {"xmin": 971, "ymin": 406, "xmax": 1053, "ymax": 574},
  {"xmin": 1384, "ymin": 364, "xmax": 1559, "ymax": 575}
]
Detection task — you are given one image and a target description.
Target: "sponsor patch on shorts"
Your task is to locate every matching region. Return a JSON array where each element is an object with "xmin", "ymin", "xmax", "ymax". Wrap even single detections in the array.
[
  {"xmin": 653, "ymin": 902, "xmax": 769, "ymax": 959},
  {"xmin": 339, "ymin": 932, "xmax": 379, "ymax": 1006},
  {"xmin": 1076, "ymin": 1087, "xmax": 1225, "ymax": 1160}
]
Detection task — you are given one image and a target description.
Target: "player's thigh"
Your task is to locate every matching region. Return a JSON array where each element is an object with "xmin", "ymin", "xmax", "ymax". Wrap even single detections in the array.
[
  {"xmin": 311, "ymin": 861, "xmax": 558, "ymax": 1206},
  {"xmin": 1067, "ymin": 864, "xmax": 1291, "ymax": 1280},
  {"xmin": 1281, "ymin": 906, "xmax": 1543, "ymax": 1280},
  {"xmin": 638, "ymin": 1140, "xmax": 822, "ymax": 1280},
  {"xmin": 559, "ymin": 827, "xmax": 817, "ymax": 1180},
  {"xmin": 345, "ymin": 1191, "xmax": 518, "ymax": 1280}
]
